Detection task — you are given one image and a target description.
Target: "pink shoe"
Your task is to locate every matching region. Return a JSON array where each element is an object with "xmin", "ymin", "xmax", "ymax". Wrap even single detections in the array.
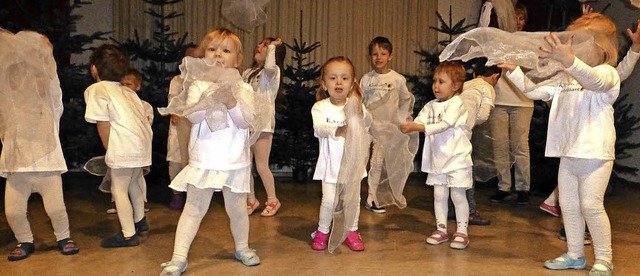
[
  {"xmin": 344, "ymin": 231, "xmax": 365, "ymax": 251},
  {"xmin": 540, "ymin": 202, "xmax": 560, "ymax": 217},
  {"xmin": 311, "ymin": 231, "xmax": 329, "ymax": 250}
]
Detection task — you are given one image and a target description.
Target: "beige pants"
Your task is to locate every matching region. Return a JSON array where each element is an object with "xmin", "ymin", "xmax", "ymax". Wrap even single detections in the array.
[{"xmin": 4, "ymin": 171, "xmax": 70, "ymax": 243}]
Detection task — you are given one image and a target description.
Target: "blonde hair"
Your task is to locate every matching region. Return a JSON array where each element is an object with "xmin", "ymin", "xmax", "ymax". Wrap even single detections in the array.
[
  {"xmin": 316, "ymin": 56, "xmax": 362, "ymax": 101},
  {"xmin": 434, "ymin": 61, "xmax": 466, "ymax": 95},
  {"xmin": 196, "ymin": 28, "xmax": 243, "ymax": 66},
  {"xmin": 566, "ymin": 13, "xmax": 618, "ymax": 67}
]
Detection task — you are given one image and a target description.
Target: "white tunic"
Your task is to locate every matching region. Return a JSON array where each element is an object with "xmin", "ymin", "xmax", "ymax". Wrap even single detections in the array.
[
  {"xmin": 415, "ymin": 95, "xmax": 472, "ymax": 174},
  {"xmin": 84, "ymin": 81, "xmax": 153, "ymax": 168}
]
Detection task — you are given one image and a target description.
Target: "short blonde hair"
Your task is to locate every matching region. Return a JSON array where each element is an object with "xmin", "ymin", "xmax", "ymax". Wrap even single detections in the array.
[
  {"xmin": 196, "ymin": 28, "xmax": 243, "ymax": 66},
  {"xmin": 566, "ymin": 13, "xmax": 618, "ymax": 67}
]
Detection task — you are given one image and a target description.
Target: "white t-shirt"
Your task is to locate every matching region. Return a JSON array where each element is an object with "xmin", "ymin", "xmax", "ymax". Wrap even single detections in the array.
[
  {"xmin": 459, "ymin": 78, "xmax": 496, "ymax": 129},
  {"xmin": 360, "ymin": 69, "xmax": 414, "ymax": 124},
  {"xmin": 506, "ymin": 57, "xmax": 620, "ymax": 160},
  {"xmin": 415, "ymin": 95, "xmax": 472, "ymax": 173},
  {"xmin": 311, "ymin": 98, "xmax": 368, "ymax": 183},
  {"xmin": 84, "ymin": 81, "xmax": 153, "ymax": 168}
]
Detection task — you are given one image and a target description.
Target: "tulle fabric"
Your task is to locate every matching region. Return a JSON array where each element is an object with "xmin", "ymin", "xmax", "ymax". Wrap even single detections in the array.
[
  {"xmin": 328, "ymin": 97, "xmax": 371, "ymax": 253},
  {"xmin": 0, "ymin": 29, "xmax": 59, "ymax": 171},
  {"xmin": 491, "ymin": 0, "xmax": 517, "ymax": 32},
  {"xmin": 440, "ymin": 27, "xmax": 601, "ymax": 91},
  {"xmin": 221, "ymin": 0, "xmax": 270, "ymax": 32},
  {"xmin": 158, "ymin": 56, "xmax": 271, "ymax": 145},
  {"xmin": 364, "ymin": 87, "xmax": 418, "ymax": 209}
]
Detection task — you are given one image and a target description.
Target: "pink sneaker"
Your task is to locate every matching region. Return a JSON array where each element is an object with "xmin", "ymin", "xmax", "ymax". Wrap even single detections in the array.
[
  {"xmin": 540, "ymin": 202, "xmax": 560, "ymax": 217},
  {"xmin": 344, "ymin": 231, "xmax": 365, "ymax": 251},
  {"xmin": 311, "ymin": 231, "xmax": 329, "ymax": 250}
]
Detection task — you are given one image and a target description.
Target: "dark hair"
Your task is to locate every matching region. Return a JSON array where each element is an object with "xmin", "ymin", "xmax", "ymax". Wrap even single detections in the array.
[
  {"xmin": 248, "ymin": 37, "xmax": 287, "ymax": 83},
  {"xmin": 471, "ymin": 58, "xmax": 501, "ymax": 78},
  {"xmin": 90, "ymin": 44, "xmax": 129, "ymax": 81},
  {"xmin": 316, "ymin": 56, "xmax": 362, "ymax": 101},
  {"xmin": 368, "ymin": 36, "xmax": 393, "ymax": 55},
  {"xmin": 124, "ymin": 68, "xmax": 142, "ymax": 83}
]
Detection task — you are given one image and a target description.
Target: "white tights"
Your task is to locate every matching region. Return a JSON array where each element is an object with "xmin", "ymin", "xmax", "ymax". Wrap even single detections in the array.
[
  {"xmin": 110, "ymin": 167, "xmax": 146, "ymax": 237},
  {"xmin": 317, "ymin": 181, "xmax": 360, "ymax": 234},
  {"xmin": 4, "ymin": 172, "xmax": 70, "ymax": 243},
  {"xmin": 171, "ymin": 185, "xmax": 249, "ymax": 263},
  {"xmin": 558, "ymin": 157, "xmax": 613, "ymax": 264},
  {"xmin": 434, "ymin": 186, "xmax": 469, "ymax": 235}
]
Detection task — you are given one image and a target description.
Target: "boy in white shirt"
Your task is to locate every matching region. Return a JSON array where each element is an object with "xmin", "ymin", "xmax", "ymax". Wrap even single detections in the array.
[{"xmin": 84, "ymin": 44, "xmax": 153, "ymax": 248}]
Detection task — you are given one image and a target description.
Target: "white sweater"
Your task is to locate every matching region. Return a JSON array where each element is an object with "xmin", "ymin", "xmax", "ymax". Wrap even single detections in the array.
[{"xmin": 506, "ymin": 57, "xmax": 620, "ymax": 160}]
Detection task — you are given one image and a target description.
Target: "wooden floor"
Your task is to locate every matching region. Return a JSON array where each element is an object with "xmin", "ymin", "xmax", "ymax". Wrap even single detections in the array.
[{"xmin": 1, "ymin": 172, "xmax": 639, "ymax": 275}]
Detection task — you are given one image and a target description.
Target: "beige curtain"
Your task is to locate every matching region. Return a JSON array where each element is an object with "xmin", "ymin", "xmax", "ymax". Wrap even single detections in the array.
[{"xmin": 113, "ymin": 0, "xmax": 438, "ymax": 80}]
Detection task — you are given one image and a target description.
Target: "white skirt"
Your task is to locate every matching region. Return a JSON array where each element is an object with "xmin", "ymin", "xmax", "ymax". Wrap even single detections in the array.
[{"xmin": 169, "ymin": 164, "xmax": 251, "ymax": 193}]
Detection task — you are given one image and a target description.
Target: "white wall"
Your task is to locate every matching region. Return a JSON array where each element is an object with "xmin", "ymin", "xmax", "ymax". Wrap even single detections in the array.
[{"xmin": 70, "ymin": 0, "xmax": 113, "ymax": 64}]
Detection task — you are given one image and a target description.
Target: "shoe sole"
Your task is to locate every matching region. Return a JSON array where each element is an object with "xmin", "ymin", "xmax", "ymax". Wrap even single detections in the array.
[
  {"xmin": 540, "ymin": 206, "xmax": 560, "ymax": 217},
  {"xmin": 365, "ymin": 205, "xmax": 386, "ymax": 214}
]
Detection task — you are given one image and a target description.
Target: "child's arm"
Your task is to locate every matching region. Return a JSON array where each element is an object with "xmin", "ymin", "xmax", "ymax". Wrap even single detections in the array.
[
  {"xmin": 401, "ymin": 100, "xmax": 462, "ymax": 135},
  {"xmin": 478, "ymin": 0, "xmax": 493, "ymax": 28},
  {"xmin": 258, "ymin": 39, "xmax": 283, "ymax": 100},
  {"xmin": 500, "ymin": 64, "xmax": 556, "ymax": 101},
  {"xmin": 540, "ymin": 32, "xmax": 619, "ymax": 93},
  {"xmin": 185, "ymin": 81, "xmax": 207, "ymax": 123},
  {"xmin": 476, "ymin": 85, "xmax": 496, "ymax": 125},
  {"xmin": 617, "ymin": 20, "xmax": 640, "ymax": 82},
  {"xmin": 96, "ymin": 121, "xmax": 110, "ymax": 150},
  {"xmin": 312, "ymin": 104, "xmax": 344, "ymax": 139}
]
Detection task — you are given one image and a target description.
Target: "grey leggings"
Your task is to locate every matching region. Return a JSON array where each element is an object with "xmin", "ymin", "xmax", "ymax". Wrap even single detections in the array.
[
  {"xmin": 4, "ymin": 171, "xmax": 70, "ymax": 243},
  {"xmin": 170, "ymin": 185, "xmax": 249, "ymax": 263}
]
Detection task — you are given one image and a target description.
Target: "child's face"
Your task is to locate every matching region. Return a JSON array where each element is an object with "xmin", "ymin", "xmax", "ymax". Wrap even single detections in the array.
[
  {"xmin": 370, "ymin": 44, "xmax": 392, "ymax": 73},
  {"xmin": 516, "ymin": 13, "xmax": 526, "ymax": 31},
  {"xmin": 322, "ymin": 61, "xmax": 354, "ymax": 105},
  {"xmin": 121, "ymin": 75, "xmax": 141, "ymax": 92},
  {"xmin": 253, "ymin": 39, "xmax": 271, "ymax": 65},
  {"xmin": 432, "ymin": 72, "xmax": 458, "ymax": 101},
  {"xmin": 204, "ymin": 38, "xmax": 241, "ymax": 68}
]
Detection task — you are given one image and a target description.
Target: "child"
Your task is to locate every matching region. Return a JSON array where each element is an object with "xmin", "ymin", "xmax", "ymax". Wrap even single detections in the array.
[
  {"xmin": 0, "ymin": 30, "xmax": 79, "ymax": 261},
  {"xmin": 103, "ymin": 68, "xmax": 153, "ymax": 215},
  {"xmin": 159, "ymin": 28, "xmax": 260, "ymax": 275},
  {"xmin": 456, "ymin": 61, "xmax": 501, "ymax": 226},
  {"xmin": 166, "ymin": 46, "xmax": 198, "ymax": 211},
  {"xmin": 84, "ymin": 44, "xmax": 152, "ymax": 248},
  {"xmin": 242, "ymin": 37, "xmax": 286, "ymax": 217},
  {"xmin": 311, "ymin": 56, "xmax": 370, "ymax": 252},
  {"xmin": 499, "ymin": 13, "xmax": 620, "ymax": 275},
  {"xmin": 401, "ymin": 61, "xmax": 472, "ymax": 250},
  {"xmin": 359, "ymin": 36, "xmax": 418, "ymax": 214}
]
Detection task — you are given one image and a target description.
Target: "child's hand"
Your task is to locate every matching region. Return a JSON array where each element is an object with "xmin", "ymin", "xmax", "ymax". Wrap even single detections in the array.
[
  {"xmin": 222, "ymin": 95, "xmax": 237, "ymax": 109},
  {"xmin": 581, "ymin": 4, "xmax": 592, "ymax": 15},
  {"xmin": 401, "ymin": 122, "xmax": 419, "ymax": 134},
  {"xmin": 271, "ymin": 38, "xmax": 283, "ymax": 47},
  {"xmin": 497, "ymin": 63, "xmax": 517, "ymax": 73},
  {"xmin": 539, "ymin": 32, "xmax": 575, "ymax": 68},
  {"xmin": 627, "ymin": 20, "xmax": 640, "ymax": 53}
]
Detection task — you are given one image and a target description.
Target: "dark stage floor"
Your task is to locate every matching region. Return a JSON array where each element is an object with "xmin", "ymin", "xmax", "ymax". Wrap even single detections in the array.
[{"xmin": 1, "ymin": 172, "xmax": 639, "ymax": 275}]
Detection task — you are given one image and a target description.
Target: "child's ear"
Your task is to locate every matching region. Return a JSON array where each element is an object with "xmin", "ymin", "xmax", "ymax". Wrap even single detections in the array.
[{"xmin": 90, "ymin": 65, "xmax": 100, "ymax": 81}]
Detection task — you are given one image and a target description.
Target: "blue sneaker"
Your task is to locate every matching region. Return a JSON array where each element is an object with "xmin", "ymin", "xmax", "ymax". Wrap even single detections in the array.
[
  {"xmin": 544, "ymin": 253, "xmax": 586, "ymax": 270},
  {"xmin": 235, "ymin": 248, "xmax": 260, "ymax": 266}
]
